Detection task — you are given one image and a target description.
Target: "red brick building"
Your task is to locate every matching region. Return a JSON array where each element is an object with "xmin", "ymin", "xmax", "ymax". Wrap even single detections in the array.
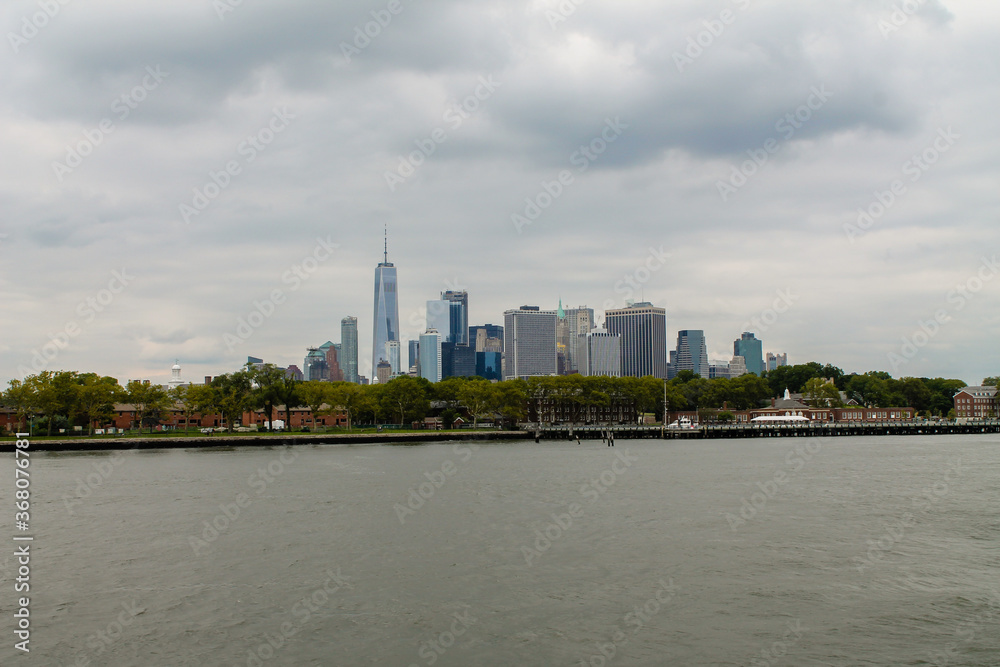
[{"xmin": 953, "ymin": 386, "xmax": 998, "ymax": 418}]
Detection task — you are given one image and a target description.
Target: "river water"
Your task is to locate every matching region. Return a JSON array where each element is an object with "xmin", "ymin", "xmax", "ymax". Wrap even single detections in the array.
[{"xmin": 1, "ymin": 434, "xmax": 998, "ymax": 666}]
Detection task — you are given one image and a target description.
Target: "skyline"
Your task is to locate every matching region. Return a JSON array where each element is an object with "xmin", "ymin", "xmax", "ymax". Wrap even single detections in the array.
[{"xmin": 1, "ymin": 1, "xmax": 998, "ymax": 387}]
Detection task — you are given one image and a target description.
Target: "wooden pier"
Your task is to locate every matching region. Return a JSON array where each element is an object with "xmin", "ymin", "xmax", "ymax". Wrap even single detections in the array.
[{"xmin": 534, "ymin": 420, "xmax": 1000, "ymax": 441}]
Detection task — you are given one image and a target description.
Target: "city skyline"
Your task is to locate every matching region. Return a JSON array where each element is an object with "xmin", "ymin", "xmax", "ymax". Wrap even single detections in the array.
[{"xmin": 2, "ymin": 3, "xmax": 998, "ymax": 388}]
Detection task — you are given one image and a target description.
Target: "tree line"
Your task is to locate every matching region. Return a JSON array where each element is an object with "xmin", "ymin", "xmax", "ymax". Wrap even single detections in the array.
[{"xmin": 1, "ymin": 362, "xmax": 990, "ymax": 435}]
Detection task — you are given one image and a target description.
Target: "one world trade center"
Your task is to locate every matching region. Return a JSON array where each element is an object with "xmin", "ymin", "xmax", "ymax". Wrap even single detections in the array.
[{"xmin": 372, "ymin": 232, "xmax": 399, "ymax": 380}]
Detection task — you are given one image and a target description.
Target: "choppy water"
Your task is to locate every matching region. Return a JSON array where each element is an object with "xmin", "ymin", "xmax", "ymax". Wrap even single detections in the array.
[{"xmin": 1, "ymin": 435, "xmax": 998, "ymax": 666}]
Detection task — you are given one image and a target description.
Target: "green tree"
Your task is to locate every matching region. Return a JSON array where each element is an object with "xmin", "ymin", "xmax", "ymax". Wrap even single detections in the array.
[
  {"xmin": 2, "ymin": 378, "xmax": 39, "ymax": 434},
  {"xmin": 248, "ymin": 363, "xmax": 288, "ymax": 432},
  {"xmin": 327, "ymin": 382, "xmax": 363, "ymax": 430},
  {"xmin": 803, "ymin": 377, "xmax": 843, "ymax": 408},
  {"xmin": 380, "ymin": 376, "xmax": 430, "ymax": 426},
  {"xmin": 209, "ymin": 371, "xmax": 253, "ymax": 433},
  {"xmin": 125, "ymin": 379, "xmax": 170, "ymax": 433},
  {"xmin": 982, "ymin": 377, "xmax": 999, "ymax": 387},
  {"xmin": 495, "ymin": 379, "xmax": 527, "ymax": 427},
  {"xmin": 456, "ymin": 379, "xmax": 497, "ymax": 428},
  {"xmin": 77, "ymin": 374, "xmax": 122, "ymax": 435},
  {"xmin": 298, "ymin": 381, "xmax": 332, "ymax": 431}
]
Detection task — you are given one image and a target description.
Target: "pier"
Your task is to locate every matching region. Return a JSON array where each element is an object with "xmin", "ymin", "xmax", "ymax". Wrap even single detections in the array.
[{"xmin": 534, "ymin": 420, "xmax": 1000, "ymax": 440}]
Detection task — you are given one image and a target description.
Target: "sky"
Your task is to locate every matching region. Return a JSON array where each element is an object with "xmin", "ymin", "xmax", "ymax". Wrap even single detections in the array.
[{"xmin": 1, "ymin": 0, "xmax": 997, "ymax": 388}]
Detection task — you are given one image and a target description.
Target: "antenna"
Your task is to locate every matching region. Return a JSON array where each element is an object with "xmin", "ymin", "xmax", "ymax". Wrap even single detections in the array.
[{"xmin": 383, "ymin": 226, "xmax": 388, "ymax": 264}]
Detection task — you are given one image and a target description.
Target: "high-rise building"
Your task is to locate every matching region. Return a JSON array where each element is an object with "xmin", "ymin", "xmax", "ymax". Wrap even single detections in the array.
[
  {"xmin": 671, "ymin": 330, "xmax": 709, "ymax": 378},
  {"xmin": 605, "ymin": 302, "xmax": 667, "ymax": 378},
  {"xmin": 304, "ymin": 348, "xmax": 327, "ymax": 381},
  {"xmin": 426, "ymin": 300, "xmax": 451, "ymax": 341},
  {"xmin": 503, "ymin": 306, "xmax": 557, "ymax": 380},
  {"xmin": 476, "ymin": 351, "xmax": 502, "ymax": 380},
  {"xmin": 442, "ymin": 343, "xmax": 476, "ymax": 379},
  {"xmin": 585, "ymin": 328, "xmax": 621, "ymax": 377},
  {"xmin": 442, "ymin": 291, "xmax": 469, "ymax": 345},
  {"xmin": 372, "ymin": 232, "xmax": 400, "ymax": 380},
  {"xmin": 408, "ymin": 340, "xmax": 420, "ymax": 372},
  {"xmin": 470, "ymin": 324, "xmax": 504, "ymax": 352},
  {"xmin": 376, "ymin": 360, "xmax": 392, "ymax": 385},
  {"xmin": 418, "ymin": 329, "xmax": 442, "ymax": 382},
  {"xmin": 285, "ymin": 365, "xmax": 303, "ymax": 381},
  {"xmin": 567, "ymin": 306, "xmax": 594, "ymax": 373},
  {"xmin": 341, "ymin": 317, "xmax": 359, "ymax": 383},
  {"xmin": 325, "ymin": 344, "xmax": 344, "ymax": 382},
  {"xmin": 385, "ymin": 340, "xmax": 401, "ymax": 377},
  {"xmin": 766, "ymin": 352, "xmax": 788, "ymax": 371},
  {"xmin": 734, "ymin": 332, "xmax": 764, "ymax": 376}
]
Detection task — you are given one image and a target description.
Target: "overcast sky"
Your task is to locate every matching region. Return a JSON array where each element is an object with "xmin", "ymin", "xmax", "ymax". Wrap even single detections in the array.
[{"xmin": 1, "ymin": 0, "xmax": 997, "ymax": 387}]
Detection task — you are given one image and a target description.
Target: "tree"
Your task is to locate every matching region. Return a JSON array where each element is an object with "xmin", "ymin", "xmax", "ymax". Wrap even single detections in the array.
[
  {"xmin": 2, "ymin": 378, "xmax": 38, "ymax": 434},
  {"xmin": 495, "ymin": 379, "xmax": 527, "ymax": 427},
  {"xmin": 125, "ymin": 380, "xmax": 170, "ymax": 433},
  {"xmin": 803, "ymin": 377, "xmax": 843, "ymax": 408},
  {"xmin": 457, "ymin": 379, "xmax": 498, "ymax": 427},
  {"xmin": 248, "ymin": 363, "xmax": 288, "ymax": 432},
  {"xmin": 298, "ymin": 381, "xmax": 332, "ymax": 431},
  {"xmin": 327, "ymin": 382, "xmax": 363, "ymax": 430},
  {"xmin": 209, "ymin": 371, "xmax": 253, "ymax": 433},
  {"xmin": 982, "ymin": 377, "xmax": 999, "ymax": 387},
  {"xmin": 77, "ymin": 374, "xmax": 122, "ymax": 435},
  {"xmin": 380, "ymin": 376, "xmax": 430, "ymax": 426},
  {"xmin": 271, "ymin": 375, "xmax": 301, "ymax": 430}
]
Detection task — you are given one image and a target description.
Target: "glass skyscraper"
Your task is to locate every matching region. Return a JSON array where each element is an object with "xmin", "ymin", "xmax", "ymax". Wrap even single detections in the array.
[
  {"xmin": 734, "ymin": 332, "xmax": 764, "ymax": 376},
  {"xmin": 442, "ymin": 290, "xmax": 468, "ymax": 345},
  {"xmin": 372, "ymin": 236, "xmax": 399, "ymax": 380},
  {"xmin": 341, "ymin": 316, "xmax": 359, "ymax": 383},
  {"xmin": 672, "ymin": 330, "xmax": 709, "ymax": 378}
]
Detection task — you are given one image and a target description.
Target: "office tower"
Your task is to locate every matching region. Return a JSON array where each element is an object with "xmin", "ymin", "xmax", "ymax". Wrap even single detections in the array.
[
  {"xmin": 285, "ymin": 365, "xmax": 303, "ymax": 381},
  {"xmin": 734, "ymin": 332, "xmax": 764, "ymax": 376},
  {"xmin": 385, "ymin": 340, "xmax": 401, "ymax": 377},
  {"xmin": 418, "ymin": 329, "xmax": 442, "ymax": 382},
  {"xmin": 585, "ymin": 328, "xmax": 621, "ymax": 377},
  {"xmin": 304, "ymin": 348, "xmax": 327, "ymax": 381},
  {"xmin": 325, "ymin": 344, "xmax": 344, "ymax": 382},
  {"xmin": 605, "ymin": 302, "xmax": 668, "ymax": 378},
  {"xmin": 729, "ymin": 355, "xmax": 747, "ymax": 377},
  {"xmin": 470, "ymin": 324, "xmax": 504, "ymax": 352},
  {"xmin": 503, "ymin": 306, "xmax": 557, "ymax": 380},
  {"xmin": 372, "ymin": 231, "xmax": 400, "ymax": 380},
  {"xmin": 442, "ymin": 343, "xmax": 476, "ymax": 379},
  {"xmin": 408, "ymin": 340, "xmax": 419, "ymax": 371},
  {"xmin": 672, "ymin": 330, "xmax": 709, "ymax": 378},
  {"xmin": 567, "ymin": 306, "xmax": 595, "ymax": 373},
  {"xmin": 426, "ymin": 300, "xmax": 451, "ymax": 341},
  {"xmin": 442, "ymin": 291, "xmax": 469, "ymax": 345},
  {"xmin": 376, "ymin": 360, "xmax": 392, "ymax": 385},
  {"xmin": 247, "ymin": 356, "xmax": 264, "ymax": 370},
  {"xmin": 341, "ymin": 317, "xmax": 359, "ymax": 383},
  {"xmin": 766, "ymin": 352, "xmax": 788, "ymax": 371},
  {"xmin": 476, "ymin": 351, "xmax": 502, "ymax": 380}
]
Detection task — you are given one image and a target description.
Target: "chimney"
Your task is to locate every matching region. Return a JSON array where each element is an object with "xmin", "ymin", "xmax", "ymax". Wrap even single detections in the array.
[
  {"xmin": 205, "ymin": 376, "xmax": 213, "ymax": 385},
  {"xmin": 771, "ymin": 397, "xmax": 776, "ymax": 407}
]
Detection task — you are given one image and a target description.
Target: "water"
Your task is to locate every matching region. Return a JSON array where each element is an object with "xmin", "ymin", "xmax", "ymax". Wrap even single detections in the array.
[{"xmin": 2, "ymin": 435, "xmax": 998, "ymax": 666}]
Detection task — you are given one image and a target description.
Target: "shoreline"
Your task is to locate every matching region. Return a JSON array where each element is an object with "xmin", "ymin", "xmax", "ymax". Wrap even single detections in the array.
[{"xmin": 0, "ymin": 430, "xmax": 531, "ymax": 452}]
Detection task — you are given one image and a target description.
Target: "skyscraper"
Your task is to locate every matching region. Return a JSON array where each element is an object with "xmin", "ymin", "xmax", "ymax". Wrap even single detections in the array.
[
  {"xmin": 503, "ymin": 306, "xmax": 557, "ymax": 380},
  {"xmin": 372, "ymin": 232, "xmax": 400, "ymax": 380},
  {"xmin": 442, "ymin": 290, "xmax": 469, "ymax": 345},
  {"xmin": 566, "ymin": 306, "xmax": 594, "ymax": 373},
  {"xmin": 419, "ymin": 329, "xmax": 442, "ymax": 382},
  {"xmin": 408, "ymin": 340, "xmax": 419, "ymax": 371},
  {"xmin": 341, "ymin": 316, "xmax": 359, "ymax": 383},
  {"xmin": 734, "ymin": 332, "xmax": 764, "ymax": 376},
  {"xmin": 470, "ymin": 324, "xmax": 504, "ymax": 352},
  {"xmin": 672, "ymin": 330, "xmax": 709, "ymax": 378},
  {"xmin": 385, "ymin": 340, "xmax": 401, "ymax": 377},
  {"xmin": 585, "ymin": 328, "xmax": 621, "ymax": 377},
  {"xmin": 766, "ymin": 352, "xmax": 788, "ymax": 371},
  {"xmin": 426, "ymin": 299, "xmax": 451, "ymax": 341},
  {"xmin": 605, "ymin": 302, "xmax": 667, "ymax": 378}
]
